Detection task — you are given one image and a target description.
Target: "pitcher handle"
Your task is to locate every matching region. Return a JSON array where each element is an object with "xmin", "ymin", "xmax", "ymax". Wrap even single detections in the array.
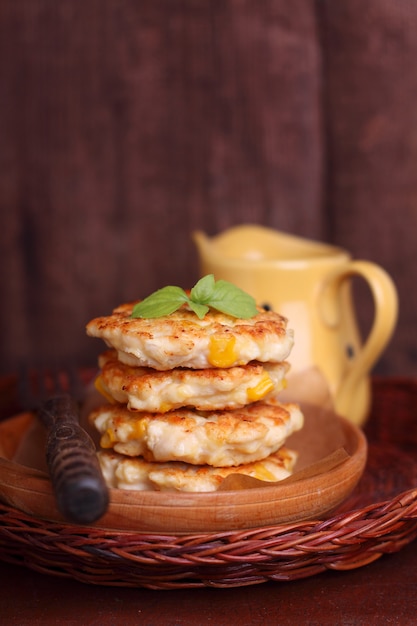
[{"xmin": 320, "ymin": 261, "xmax": 398, "ymax": 422}]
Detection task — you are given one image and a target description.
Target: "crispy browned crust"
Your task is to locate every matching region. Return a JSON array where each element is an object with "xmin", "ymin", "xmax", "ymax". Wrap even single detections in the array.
[
  {"xmin": 97, "ymin": 446, "xmax": 297, "ymax": 492},
  {"xmin": 89, "ymin": 399, "xmax": 304, "ymax": 466},
  {"xmin": 88, "ymin": 302, "xmax": 289, "ymax": 341},
  {"xmin": 86, "ymin": 302, "xmax": 293, "ymax": 370},
  {"xmin": 97, "ymin": 349, "xmax": 289, "ymax": 411}
]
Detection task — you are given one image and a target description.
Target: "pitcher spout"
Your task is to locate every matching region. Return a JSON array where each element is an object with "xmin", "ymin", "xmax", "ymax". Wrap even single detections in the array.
[{"xmin": 193, "ymin": 224, "xmax": 287, "ymax": 265}]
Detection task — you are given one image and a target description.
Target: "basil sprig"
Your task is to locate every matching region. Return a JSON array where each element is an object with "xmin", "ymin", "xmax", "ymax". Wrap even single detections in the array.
[{"xmin": 131, "ymin": 274, "xmax": 258, "ymax": 320}]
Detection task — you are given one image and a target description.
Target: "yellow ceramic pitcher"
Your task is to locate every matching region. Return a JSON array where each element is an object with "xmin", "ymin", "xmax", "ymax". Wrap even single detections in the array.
[{"xmin": 193, "ymin": 224, "xmax": 398, "ymax": 425}]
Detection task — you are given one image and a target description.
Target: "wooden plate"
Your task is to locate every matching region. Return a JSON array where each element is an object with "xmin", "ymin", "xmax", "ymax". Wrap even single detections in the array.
[{"xmin": 0, "ymin": 403, "xmax": 367, "ymax": 533}]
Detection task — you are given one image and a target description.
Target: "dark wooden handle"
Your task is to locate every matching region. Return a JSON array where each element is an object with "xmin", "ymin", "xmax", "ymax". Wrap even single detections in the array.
[{"xmin": 38, "ymin": 395, "xmax": 109, "ymax": 525}]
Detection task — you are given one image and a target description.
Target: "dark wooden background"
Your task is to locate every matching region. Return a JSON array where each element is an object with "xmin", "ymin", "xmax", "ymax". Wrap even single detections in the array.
[{"xmin": 1, "ymin": 1, "xmax": 417, "ymax": 376}]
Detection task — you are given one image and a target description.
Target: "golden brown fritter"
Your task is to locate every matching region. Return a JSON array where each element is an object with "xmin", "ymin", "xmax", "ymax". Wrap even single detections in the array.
[
  {"xmin": 89, "ymin": 400, "xmax": 304, "ymax": 467},
  {"xmin": 95, "ymin": 349, "xmax": 289, "ymax": 412},
  {"xmin": 97, "ymin": 446, "xmax": 297, "ymax": 492},
  {"xmin": 86, "ymin": 302, "xmax": 294, "ymax": 370}
]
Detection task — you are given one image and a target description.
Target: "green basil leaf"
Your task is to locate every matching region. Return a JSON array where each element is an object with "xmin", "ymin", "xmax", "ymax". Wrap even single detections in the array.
[
  {"xmin": 208, "ymin": 280, "xmax": 258, "ymax": 318},
  {"xmin": 131, "ymin": 286, "xmax": 188, "ymax": 318},
  {"xmin": 130, "ymin": 276, "xmax": 258, "ymax": 320},
  {"xmin": 190, "ymin": 274, "xmax": 215, "ymax": 304},
  {"xmin": 187, "ymin": 300, "xmax": 210, "ymax": 319}
]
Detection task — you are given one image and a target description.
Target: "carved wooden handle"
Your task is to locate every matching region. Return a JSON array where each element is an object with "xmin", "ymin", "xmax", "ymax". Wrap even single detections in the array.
[{"xmin": 38, "ymin": 395, "xmax": 109, "ymax": 524}]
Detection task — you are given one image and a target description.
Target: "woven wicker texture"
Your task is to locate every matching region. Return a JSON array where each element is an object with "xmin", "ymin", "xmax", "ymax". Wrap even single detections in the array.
[{"xmin": 1, "ymin": 377, "xmax": 417, "ymax": 589}]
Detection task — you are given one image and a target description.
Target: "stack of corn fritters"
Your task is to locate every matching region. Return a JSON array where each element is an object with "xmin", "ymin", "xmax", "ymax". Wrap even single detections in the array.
[{"xmin": 86, "ymin": 302, "xmax": 304, "ymax": 492}]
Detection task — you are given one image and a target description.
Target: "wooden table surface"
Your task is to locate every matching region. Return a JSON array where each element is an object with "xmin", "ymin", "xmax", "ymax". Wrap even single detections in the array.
[{"xmin": 1, "ymin": 377, "xmax": 417, "ymax": 624}]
